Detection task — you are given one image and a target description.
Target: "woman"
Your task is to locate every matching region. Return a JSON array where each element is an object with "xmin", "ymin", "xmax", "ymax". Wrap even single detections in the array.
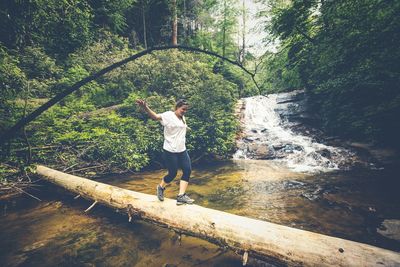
[{"xmin": 136, "ymin": 98, "xmax": 194, "ymax": 205}]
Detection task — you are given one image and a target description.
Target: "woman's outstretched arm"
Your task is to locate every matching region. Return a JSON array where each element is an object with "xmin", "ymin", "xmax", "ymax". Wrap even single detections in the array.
[{"xmin": 136, "ymin": 99, "xmax": 161, "ymax": 121}]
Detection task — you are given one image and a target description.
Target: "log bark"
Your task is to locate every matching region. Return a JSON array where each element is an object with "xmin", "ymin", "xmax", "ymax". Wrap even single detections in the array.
[{"xmin": 36, "ymin": 165, "xmax": 400, "ymax": 266}]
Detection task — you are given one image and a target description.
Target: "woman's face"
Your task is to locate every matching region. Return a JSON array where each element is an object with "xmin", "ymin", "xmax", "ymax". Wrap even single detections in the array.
[{"xmin": 175, "ymin": 105, "xmax": 189, "ymax": 117}]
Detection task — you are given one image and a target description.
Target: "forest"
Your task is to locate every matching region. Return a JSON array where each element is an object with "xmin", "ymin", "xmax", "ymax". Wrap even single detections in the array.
[
  {"xmin": 1, "ymin": 1, "xmax": 400, "ymax": 266},
  {"xmin": 1, "ymin": 0, "xmax": 399, "ymax": 181}
]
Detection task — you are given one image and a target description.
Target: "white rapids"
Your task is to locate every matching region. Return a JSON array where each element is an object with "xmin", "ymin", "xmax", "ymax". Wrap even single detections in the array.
[{"xmin": 234, "ymin": 94, "xmax": 354, "ymax": 173}]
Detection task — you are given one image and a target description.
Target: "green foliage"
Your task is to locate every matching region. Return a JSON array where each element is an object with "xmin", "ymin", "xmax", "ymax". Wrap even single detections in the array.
[
  {"xmin": 2, "ymin": 46, "xmax": 241, "ymax": 172},
  {"xmin": 55, "ymin": 113, "xmax": 151, "ymax": 171},
  {"xmin": 18, "ymin": 46, "xmax": 62, "ymax": 97},
  {"xmin": 0, "ymin": 0, "xmax": 94, "ymax": 56},
  {"xmin": 1, "ymin": 1, "xmax": 247, "ymax": 173},
  {"xmin": 21, "ymin": 98, "xmax": 151, "ymax": 172},
  {"xmin": 0, "ymin": 45, "xmax": 26, "ymax": 109},
  {"xmin": 89, "ymin": 0, "xmax": 136, "ymax": 33},
  {"xmin": 187, "ymin": 76, "xmax": 239, "ymax": 160},
  {"xmin": 19, "ymin": 46, "xmax": 61, "ymax": 80},
  {"xmin": 257, "ymin": 49, "xmax": 302, "ymax": 93},
  {"xmin": 213, "ymin": 0, "xmax": 239, "ymax": 57},
  {"xmin": 119, "ymin": 51, "xmax": 240, "ymax": 161},
  {"xmin": 265, "ymin": 0, "xmax": 400, "ymax": 147}
]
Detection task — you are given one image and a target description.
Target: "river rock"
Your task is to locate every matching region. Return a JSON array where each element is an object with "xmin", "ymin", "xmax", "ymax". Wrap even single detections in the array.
[
  {"xmin": 246, "ymin": 143, "xmax": 275, "ymax": 159},
  {"xmin": 283, "ymin": 180, "xmax": 306, "ymax": 189},
  {"xmin": 301, "ymin": 186, "xmax": 324, "ymax": 201},
  {"xmin": 272, "ymin": 144, "xmax": 285, "ymax": 150},
  {"xmin": 377, "ymin": 219, "xmax": 400, "ymax": 241},
  {"xmin": 285, "ymin": 144, "xmax": 303, "ymax": 151},
  {"xmin": 244, "ymin": 136, "xmax": 259, "ymax": 142},
  {"xmin": 317, "ymin": 148, "xmax": 332, "ymax": 159},
  {"xmin": 234, "ymin": 92, "xmax": 359, "ymax": 171},
  {"xmin": 276, "ymin": 90, "xmax": 306, "ymax": 104},
  {"xmin": 274, "ymin": 90, "xmax": 319, "ymax": 125}
]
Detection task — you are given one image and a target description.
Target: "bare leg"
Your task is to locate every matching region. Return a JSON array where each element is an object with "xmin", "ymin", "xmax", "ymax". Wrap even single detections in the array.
[
  {"xmin": 178, "ymin": 180, "xmax": 189, "ymax": 195},
  {"xmin": 160, "ymin": 179, "xmax": 167, "ymax": 188}
]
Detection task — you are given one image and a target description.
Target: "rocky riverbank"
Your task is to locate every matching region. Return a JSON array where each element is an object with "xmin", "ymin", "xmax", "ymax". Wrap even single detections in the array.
[{"xmin": 234, "ymin": 91, "xmax": 398, "ymax": 171}]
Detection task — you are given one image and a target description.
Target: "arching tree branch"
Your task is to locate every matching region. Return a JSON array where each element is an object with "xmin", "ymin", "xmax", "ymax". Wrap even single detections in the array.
[
  {"xmin": 0, "ymin": 45, "xmax": 260, "ymax": 146},
  {"xmin": 295, "ymin": 26, "xmax": 315, "ymax": 43}
]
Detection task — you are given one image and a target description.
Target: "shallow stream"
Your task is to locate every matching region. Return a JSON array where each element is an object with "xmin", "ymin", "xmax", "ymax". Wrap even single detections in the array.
[
  {"xmin": 1, "ymin": 160, "xmax": 399, "ymax": 266},
  {"xmin": 1, "ymin": 93, "xmax": 399, "ymax": 266}
]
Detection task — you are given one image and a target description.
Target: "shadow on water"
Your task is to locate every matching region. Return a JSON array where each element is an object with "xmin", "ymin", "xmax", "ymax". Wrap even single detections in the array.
[{"xmin": 1, "ymin": 159, "xmax": 400, "ymax": 266}]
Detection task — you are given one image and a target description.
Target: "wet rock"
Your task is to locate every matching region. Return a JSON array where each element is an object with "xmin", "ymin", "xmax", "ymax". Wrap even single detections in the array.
[
  {"xmin": 235, "ymin": 91, "xmax": 359, "ymax": 170},
  {"xmin": 293, "ymin": 145, "xmax": 303, "ymax": 151},
  {"xmin": 368, "ymin": 207, "xmax": 376, "ymax": 212},
  {"xmin": 317, "ymin": 149, "xmax": 332, "ymax": 159},
  {"xmin": 244, "ymin": 136, "xmax": 259, "ymax": 142},
  {"xmin": 237, "ymin": 142, "xmax": 247, "ymax": 150},
  {"xmin": 283, "ymin": 180, "xmax": 306, "ymax": 189},
  {"xmin": 301, "ymin": 192, "xmax": 318, "ymax": 201},
  {"xmin": 301, "ymin": 186, "xmax": 324, "ymax": 201},
  {"xmin": 280, "ymin": 144, "xmax": 304, "ymax": 153},
  {"xmin": 275, "ymin": 93, "xmax": 310, "ymax": 124},
  {"xmin": 377, "ymin": 219, "xmax": 400, "ymax": 241},
  {"xmin": 247, "ymin": 144, "xmax": 275, "ymax": 159},
  {"xmin": 276, "ymin": 90, "xmax": 306, "ymax": 104},
  {"xmin": 272, "ymin": 144, "xmax": 285, "ymax": 150},
  {"xmin": 21, "ymin": 241, "xmax": 47, "ymax": 252}
]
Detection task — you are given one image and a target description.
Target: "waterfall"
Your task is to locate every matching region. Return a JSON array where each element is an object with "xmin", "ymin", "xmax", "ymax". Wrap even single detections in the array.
[{"xmin": 234, "ymin": 94, "xmax": 354, "ymax": 172}]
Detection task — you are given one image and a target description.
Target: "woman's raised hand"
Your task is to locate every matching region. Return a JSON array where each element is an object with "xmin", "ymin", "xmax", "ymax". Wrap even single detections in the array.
[
  {"xmin": 135, "ymin": 99, "xmax": 148, "ymax": 109},
  {"xmin": 135, "ymin": 99, "xmax": 160, "ymax": 120}
]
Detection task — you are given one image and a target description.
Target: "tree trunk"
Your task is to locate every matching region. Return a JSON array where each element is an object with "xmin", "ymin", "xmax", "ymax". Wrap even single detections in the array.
[
  {"xmin": 36, "ymin": 165, "xmax": 400, "ymax": 267},
  {"xmin": 142, "ymin": 0, "xmax": 147, "ymax": 49},
  {"xmin": 182, "ymin": 0, "xmax": 187, "ymax": 41},
  {"xmin": 222, "ymin": 0, "xmax": 227, "ymax": 58},
  {"xmin": 171, "ymin": 0, "xmax": 178, "ymax": 45},
  {"xmin": 241, "ymin": 0, "xmax": 246, "ymax": 65}
]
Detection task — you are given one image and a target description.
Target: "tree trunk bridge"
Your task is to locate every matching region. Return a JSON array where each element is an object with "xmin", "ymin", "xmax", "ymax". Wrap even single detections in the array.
[{"xmin": 36, "ymin": 165, "xmax": 400, "ymax": 266}]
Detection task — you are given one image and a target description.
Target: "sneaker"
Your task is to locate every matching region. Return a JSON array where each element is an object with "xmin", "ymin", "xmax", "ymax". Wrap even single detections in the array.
[
  {"xmin": 156, "ymin": 185, "xmax": 165, "ymax": 201},
  {"xmin": 176, "ymin": 193, "xmax": 195, "ymax": 205}
]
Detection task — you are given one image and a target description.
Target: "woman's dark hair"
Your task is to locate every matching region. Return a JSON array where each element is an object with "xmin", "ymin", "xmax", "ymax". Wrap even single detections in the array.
[{"xmin": 175, "ymin": 99, "xmax": 189, "ymax": 109}]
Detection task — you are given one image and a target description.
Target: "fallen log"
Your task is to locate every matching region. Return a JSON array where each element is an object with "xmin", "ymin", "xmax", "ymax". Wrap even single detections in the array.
[{"xmin": 36, "ymin": 165, "xmax": 400, "ymax": 266}]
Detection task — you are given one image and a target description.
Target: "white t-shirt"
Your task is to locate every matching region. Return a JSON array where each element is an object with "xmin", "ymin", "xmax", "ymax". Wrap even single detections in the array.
[{"xmin": 160, "ymin": 111, "xmax": 187, "ymax": 153}]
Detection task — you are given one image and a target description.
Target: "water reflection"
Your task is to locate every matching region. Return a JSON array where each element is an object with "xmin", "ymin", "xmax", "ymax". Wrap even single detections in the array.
[
  {"xmin": 1, "ymin": 159, "xmax": 399, "ymax": 266},
  {"xmin": 0, "ymin": 196, "xmax": 249, "ymax": 266}
]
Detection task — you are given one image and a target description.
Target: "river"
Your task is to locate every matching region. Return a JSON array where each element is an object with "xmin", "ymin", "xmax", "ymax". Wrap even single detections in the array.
[{"xmin": 1, "ymin": 94, "xmax": 399, "ymax": 266}]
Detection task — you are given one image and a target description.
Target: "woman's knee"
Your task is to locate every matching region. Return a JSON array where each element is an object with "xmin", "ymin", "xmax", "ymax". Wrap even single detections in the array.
[
  {"xmin": 163, "ymin": 170, "xmax": 177, "ymax": 183},
  {"xmin": 181, "ymin": 167, "xmax": 191, "ymax": 182}
]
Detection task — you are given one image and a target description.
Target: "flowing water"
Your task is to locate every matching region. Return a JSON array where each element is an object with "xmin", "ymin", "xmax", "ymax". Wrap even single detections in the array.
[
  {"xmin": 1, "ymin": 161, "xmax": 399, "ymax": 266},
  {"xmin": 234, "ymin": 95, "xmax": 354, "ymax": 172},
  {"xmin": 1, "ymin": 94, "xmax": 400, "ymax": 266}
]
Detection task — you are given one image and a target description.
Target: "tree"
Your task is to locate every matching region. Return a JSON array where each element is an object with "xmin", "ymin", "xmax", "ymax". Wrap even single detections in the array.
[
  {"xmin": 0, "ymin": 0, "xmax": 94, "ymax": 56},
  {"xmin": 171, "ymin": 0, "xmax": 178, "ymax": 45},
  {"xmin": 240, "ymin": 0, "xmax": 246, "ymax": 64},
  {"xmin": 264, "ymin": 0, "xmax": 400, "ymax": 147}
]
